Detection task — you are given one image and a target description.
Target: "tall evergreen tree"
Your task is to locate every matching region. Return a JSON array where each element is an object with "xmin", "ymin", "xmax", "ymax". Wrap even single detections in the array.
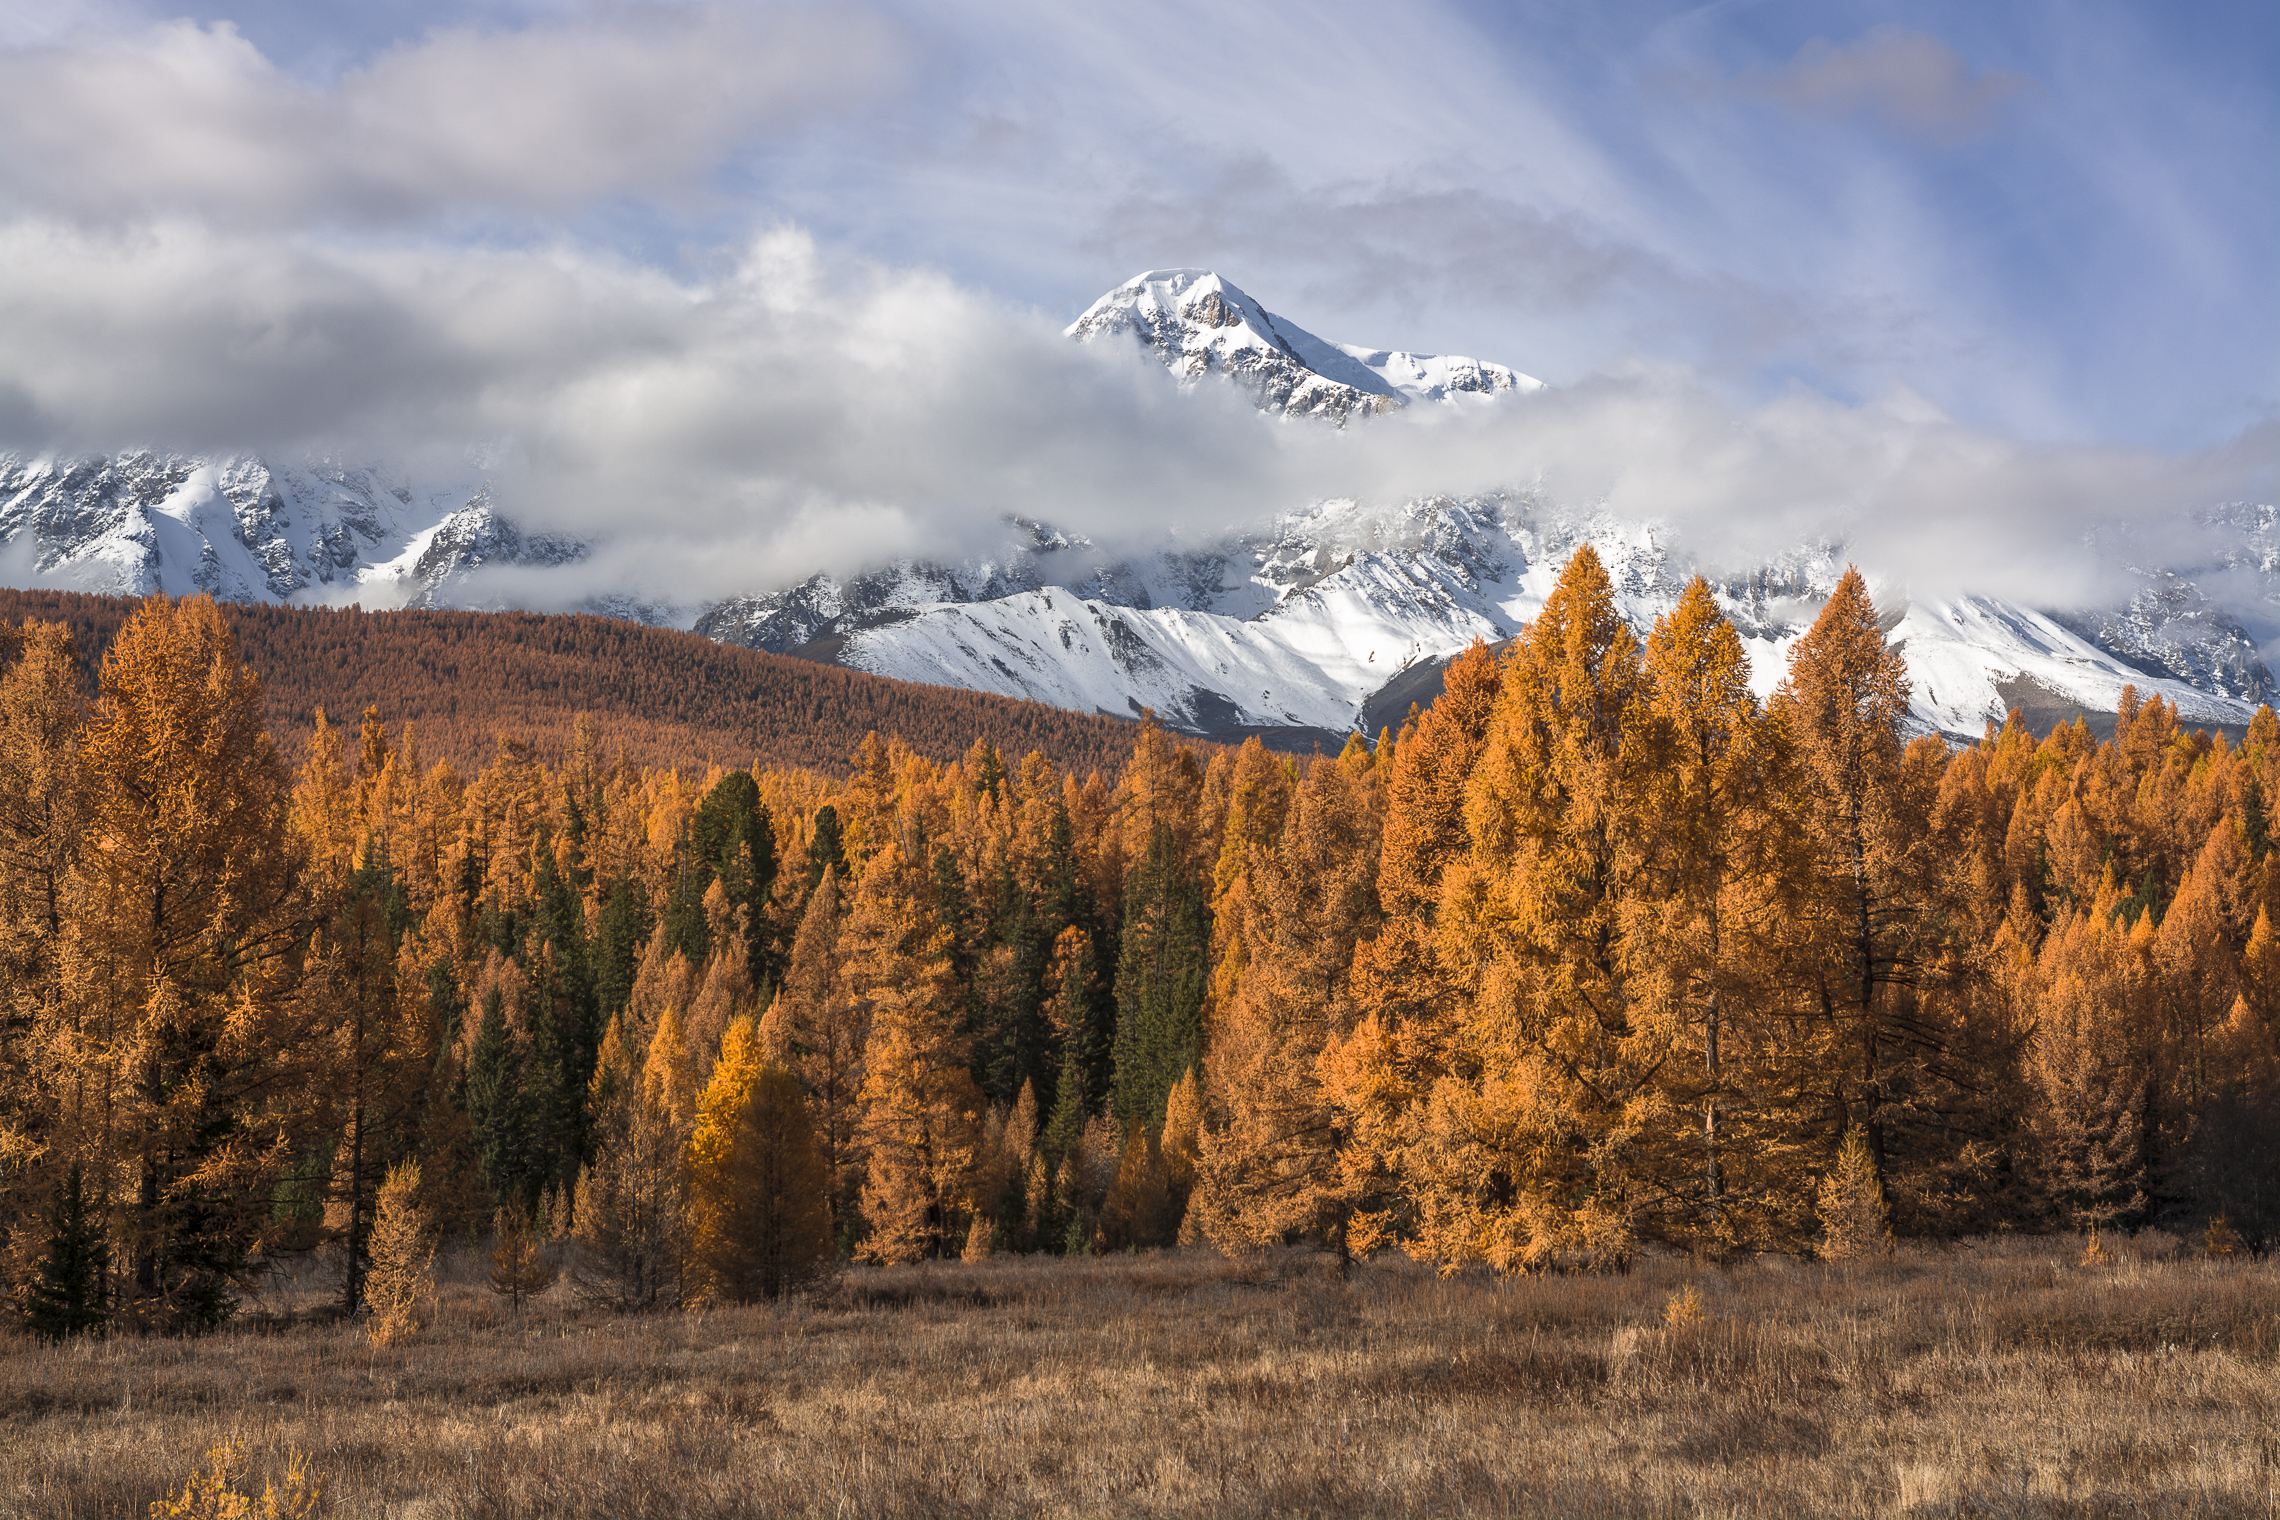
[
  {"xmin": 1040, "ymin": 925, "xmax": 1100, "ymax": 1164},
  {"xmin": 26, "ymin": 1161, "xmax": 108, "ymax": 1340},
  {"xmin": 466, "ymin": 987, "xmax": 537, "ymax": 1208},
  {"xmin": 691, "ymin": 770, "xmax": 779, "ymax": 988},
  {"xmin": 1112, "ymin": 821, "xmax": 1208, "ymax": 1130},
  {"xmin": 970, "ymin": 855, "xmax": 1048, "ymax": 1104},
  {"xmin": 804, "ymin": 804, "xmax": 847, "ymax": 897},
  {"xmin": 593, "ymin": 876, "xmax": 652, "ymax": 1027}
]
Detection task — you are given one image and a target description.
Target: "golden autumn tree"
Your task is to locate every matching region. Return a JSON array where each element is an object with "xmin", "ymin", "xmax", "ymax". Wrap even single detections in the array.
[
  {"xmin": 283, "ymin": 699, "xmax": 437, "ymax": 1312},
  {"xmin": 362, "ymin": 1159, "xmax": 433, "ymax": 1345},
  {"xmin": 769, "ymin": 864, "xmax": 867, "ymax": 1244},
  {"xmin": 1195, "ymin": 745, "xmax": 1382, "ymax": 1263},
  {"xmin": 570, "ymin": 1006, "xmax": 691, "ymax": 1309},
  {"xmin": 1099, "ymin": 1122, "xmax": 1177, "ymax": 1250},
  {"xmin": 1616, "ymin": 577, "xmax": 1807, "ymax": 1249},
  {"xmin": 63, "ymin": 595, "xmax": 305, "ymax": 1326},
  {"xmin": 2152, "ymin": 830, "xmax": 2246, "ymax": 1134},
  {"xmin": 2024, "ymin": 891, "xmax": 2151, "ymax": 1229},
  {"xmin": 302, "ymin": 866, "xmax": 429, "ymax": 1314},
  {"xmin": 970, "ymin": 1076, "xmax": 1041, "ymax": 1247},
  {"xmin": 687, "ymin": 1016, "xmax": 832, "ymax": 1300},
  {"xmin": 0, "ymin": 621, "xmax": 85, "ymax": 1252},
  {"xmin": 847, "ymin": 844, "xmax": 983, "ymax": 1262},
  {"xmin": 1320, "ymin": 641, "xmax": 1502, "ymax": 1254},
  {"xmin": 1204, "ymin": 737, "xmax": 1296, "ymax": 1019},
  {"xmin": 1118, "ymin": 718, "xmax": 1208, "ymax": 877},
  {"xmin": 1770, "ymin": 568, "xmax": 1950, "ymax": 1221},
  {"xmin": 1418, "ymin": 545, "xmax": 1654, "ymax": 1271},
  {"xmin": 0, "ymin": 621, "xmax": 82, "ymax": 1008}
]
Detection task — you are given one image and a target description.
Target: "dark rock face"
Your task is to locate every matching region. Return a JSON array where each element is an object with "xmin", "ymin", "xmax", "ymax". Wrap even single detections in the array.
[
  {"xmin": 2055, "ymin": 572, "xmax": 2275, "ymax": 705},
  {"xmin": 406, "ymin": 491, "xmax": 586, "ymax": 605}
]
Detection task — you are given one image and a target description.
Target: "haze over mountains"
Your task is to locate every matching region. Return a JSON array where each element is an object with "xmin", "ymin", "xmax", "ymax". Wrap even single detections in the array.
[{"xmin": 2, "ymin": 267, "xmax": 2274, "ymax": 743}]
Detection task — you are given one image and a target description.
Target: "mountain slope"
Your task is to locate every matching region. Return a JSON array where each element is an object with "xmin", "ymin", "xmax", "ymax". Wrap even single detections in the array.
[{"xmin": 0, "ymin": 586, "xmax": 1158, "ymax": 777}]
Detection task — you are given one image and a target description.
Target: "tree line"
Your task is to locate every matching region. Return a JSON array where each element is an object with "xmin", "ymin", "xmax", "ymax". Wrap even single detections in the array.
[
  {"xmin": 0, "ymin": 588, "xmax": 1151, "ymax": 778},
  {"xmin": 2, "ymin": 555, "xmax": 2275, "ymax": 1334}
]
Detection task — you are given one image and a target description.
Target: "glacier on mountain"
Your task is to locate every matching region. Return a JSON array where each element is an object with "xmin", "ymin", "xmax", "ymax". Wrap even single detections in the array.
[{"xmin": 3, "ymin": 268, "xmax": 2274, "ymax": 744}]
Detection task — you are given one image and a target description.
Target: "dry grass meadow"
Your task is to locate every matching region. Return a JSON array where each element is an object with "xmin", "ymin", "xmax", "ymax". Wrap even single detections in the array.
[{"xmin": 2, "ymin": 1236, "xmax": 2274, "ymax": 1519}]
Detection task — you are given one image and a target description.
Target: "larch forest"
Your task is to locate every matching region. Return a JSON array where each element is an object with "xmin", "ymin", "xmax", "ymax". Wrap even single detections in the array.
[{"xmin": 4, "ymin": 542, "xmax": 2277, "ymax": 1338}]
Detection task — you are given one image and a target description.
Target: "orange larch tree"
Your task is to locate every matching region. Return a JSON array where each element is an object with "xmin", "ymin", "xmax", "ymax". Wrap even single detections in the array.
[
  {"xmin": 1420, "ymin": 546, "xmax": 1655, "ymax": 1271},
  {"xmin": 1195, "ymin": 741, "xmax": 1382, "ymax": 1263},
  {"xmin": 1769, "ymin": 569, "xmax": 1953, "ymax": 1224},
  {"xmin": 848, "ymin": 844, "xmax": 982, "ymax": 1262},
  {"xmin": 1617, "ymin": 576, "xmax": 1806, "ymax": 1250},
  {"xmin": 63, "ymin": 595, "xmax": 308, "ymax": 1326}
]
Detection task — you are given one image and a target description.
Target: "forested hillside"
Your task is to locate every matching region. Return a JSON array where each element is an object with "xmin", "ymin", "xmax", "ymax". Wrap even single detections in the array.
[
  {"xmin": 2, "ymin": 556, "xmax": 2274, "ymax": 1337},
  {"xmin": 0, "ymin": 589, "xmax": 1151, "ymax": 777}
]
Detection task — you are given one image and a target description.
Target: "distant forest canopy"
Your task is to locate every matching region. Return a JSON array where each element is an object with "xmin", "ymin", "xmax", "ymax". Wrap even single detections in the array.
[
  {"xmin": 3, "ymin": 556, "xmax": 2277, "ymax": 1338},
  {"xmin": 0, "ymin": 587, "xmax": 1154, "ymax": 778}
]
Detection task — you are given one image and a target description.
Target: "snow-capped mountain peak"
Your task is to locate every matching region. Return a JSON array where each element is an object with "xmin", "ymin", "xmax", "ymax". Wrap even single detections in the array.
[{"xmin": 1065, "ymin": 268, "xmax": 1537, "ymax": 420}]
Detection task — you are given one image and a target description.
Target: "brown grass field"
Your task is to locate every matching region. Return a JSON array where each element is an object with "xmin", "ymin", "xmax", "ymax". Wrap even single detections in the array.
[{"xmin": 2, "ymin": 1237, "xmax": 2274, "ymax": 1519}]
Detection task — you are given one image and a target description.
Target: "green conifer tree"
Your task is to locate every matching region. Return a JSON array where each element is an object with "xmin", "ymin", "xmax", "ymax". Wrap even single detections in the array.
[
  {"xmin": 27, "ymin": 1161, "xmax": 108, "ymax": 1340},
  {"xmin": 466, "ymin": 988, "xmax": 537, "ymax": 1207},
  {"xmin": 593, "ymin": 876, "xmax": 652, "ymax": 1026},
  {"xmin": 1112, "ymin": 821, "xmax": 1208, "ymax": 1129},
  {"xmin": 805, "ymin": 805, "xmax": 847, "ymax": 897}
]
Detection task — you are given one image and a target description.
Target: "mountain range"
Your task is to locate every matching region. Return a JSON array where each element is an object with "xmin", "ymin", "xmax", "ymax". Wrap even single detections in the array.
[{"xmin": 3, "ymin": 267, "xmax": 2275, "ymax": 743}]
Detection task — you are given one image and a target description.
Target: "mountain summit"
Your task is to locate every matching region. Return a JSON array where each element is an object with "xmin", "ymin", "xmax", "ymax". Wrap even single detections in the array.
[{"xmin": 1066, "ymin": 269, "xmax": 1539, "ymax": 421}]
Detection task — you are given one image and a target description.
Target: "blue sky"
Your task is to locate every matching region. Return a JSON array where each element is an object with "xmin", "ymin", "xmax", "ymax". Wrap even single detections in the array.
[{"xmin": 0, "ymin": 0, "xmax": 2272, "ymax": 598}]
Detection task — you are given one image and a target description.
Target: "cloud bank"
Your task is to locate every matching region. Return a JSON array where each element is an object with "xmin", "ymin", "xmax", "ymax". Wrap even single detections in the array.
[{"xmin": 2, "ymin": 218, "xmax": 2268, "ymax": 614}]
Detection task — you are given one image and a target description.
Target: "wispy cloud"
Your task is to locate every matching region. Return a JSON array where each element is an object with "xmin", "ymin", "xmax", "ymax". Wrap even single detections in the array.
[{"xmin": 1729, "ymin": 27, "xmax": 2032, "ymax": 146}]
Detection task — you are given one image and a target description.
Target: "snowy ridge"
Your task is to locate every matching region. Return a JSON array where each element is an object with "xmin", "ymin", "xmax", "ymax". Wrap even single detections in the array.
[
  {"xmin": 1333, "ymin": 345, "xmax": 1542, "ymax": 404},
  {"xmin": 795, "ymin": 493, "xmax": 2262, "ymax": 740},
  {"xmin": 0, "ymin": 450, "xmax": 581, "ymax": 610}
]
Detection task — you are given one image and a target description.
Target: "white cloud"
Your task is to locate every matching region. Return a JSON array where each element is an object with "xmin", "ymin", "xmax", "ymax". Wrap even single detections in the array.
[{"xmin": 0, "ymin": 5, "xmax": 901, "ymax": 224}]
